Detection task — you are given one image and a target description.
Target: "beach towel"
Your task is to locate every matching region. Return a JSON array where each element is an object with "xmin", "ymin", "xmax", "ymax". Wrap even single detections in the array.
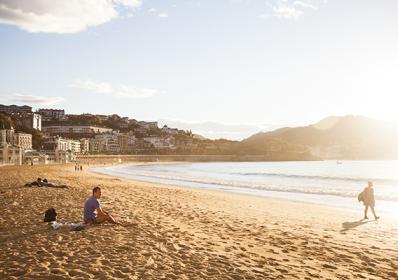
[{"xmin": 48, "ymin": 221, "xmax": 85, "ymax": 231}]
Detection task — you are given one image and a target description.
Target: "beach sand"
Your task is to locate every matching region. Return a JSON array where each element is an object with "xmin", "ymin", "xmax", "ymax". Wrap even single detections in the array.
[{"xmin": 0, "ymin": 163, "xmax": 397, "ymax": 279}]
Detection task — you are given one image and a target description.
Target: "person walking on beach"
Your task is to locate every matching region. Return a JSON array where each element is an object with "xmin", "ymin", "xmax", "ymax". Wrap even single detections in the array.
[
  {"xmin": 359, "ymin": 181, "xmax": 379, "ymax": 220},
  {"xmin": 83, "ymin": 186, "xmax": 120, "ymax": 224}
]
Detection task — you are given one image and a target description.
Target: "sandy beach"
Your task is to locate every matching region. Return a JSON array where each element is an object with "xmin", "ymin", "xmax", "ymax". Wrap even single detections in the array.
[{"xmin": 0, "ymin": 163, "xmax": 397, "ymax": 280}]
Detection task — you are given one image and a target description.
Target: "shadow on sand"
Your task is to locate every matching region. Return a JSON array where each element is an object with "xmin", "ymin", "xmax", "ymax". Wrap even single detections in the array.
[{"xmin": 340, "ymin": 219, "xmax": 372, "ymax": 233}]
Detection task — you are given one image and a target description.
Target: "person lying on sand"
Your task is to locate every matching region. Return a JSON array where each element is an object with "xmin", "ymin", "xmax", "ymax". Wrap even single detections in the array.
[
  {"xmin": 41, "ymin": 178, "xmax": 69, "ymax": 189},
  {"xmin": 24, "ymin": 177, "xmax": 43, "ymax": 187},
  {"xmin": 24, "ymin": 178, "xmax": 69, "ymax": 189},
  {"xmin": 83, "ymin": 186, "xmax": 120, "ymax": 225},
  {"xmin": 44, "ymin": 208, "xmax": 85, "ymax": 231}
]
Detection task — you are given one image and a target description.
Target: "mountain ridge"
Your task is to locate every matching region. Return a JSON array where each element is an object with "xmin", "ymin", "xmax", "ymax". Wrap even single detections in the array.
[{"xmin": 242, "ymin": 115, "xmax": 398, "ymax": 159}]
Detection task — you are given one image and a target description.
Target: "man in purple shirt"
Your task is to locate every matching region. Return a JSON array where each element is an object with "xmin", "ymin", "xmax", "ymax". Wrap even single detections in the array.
[{"xmin": 83, "ymin": 186, "xmax": 119, "ymax": 224}]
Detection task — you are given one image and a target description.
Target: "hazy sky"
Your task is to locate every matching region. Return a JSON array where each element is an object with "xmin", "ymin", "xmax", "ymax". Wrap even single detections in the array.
[{"xmin": 0, "ymin": 0, "xmax": 397, "ymax": 140}]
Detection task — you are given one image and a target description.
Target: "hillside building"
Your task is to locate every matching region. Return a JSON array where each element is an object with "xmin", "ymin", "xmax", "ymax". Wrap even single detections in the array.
[
  {"xmin": 43, "ymin": 136, "xmax": 81, "ymax": 153},
  {"xmin": 0, "ymin": 104, "xmax": 32, "ymax": 114},
  {"xmin": 38, "ymin": 109, "xmax": 66, "ymax": 121},
  {"xmin": 13, "ymin": 132, "xmax": 32, "ymax": 150},
  {"xmin": 0, "ymin": 129, "xmax": 23, "ymax": 165},
  {"xmin": 42, "ymin": 125, "xmax": 112, "ymax": 135}
]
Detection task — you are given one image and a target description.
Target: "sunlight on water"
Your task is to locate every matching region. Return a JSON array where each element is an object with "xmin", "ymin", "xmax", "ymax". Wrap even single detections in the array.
[{"xmin": 93, "ymin": 160, "xmax": 398, "ymax": 218}]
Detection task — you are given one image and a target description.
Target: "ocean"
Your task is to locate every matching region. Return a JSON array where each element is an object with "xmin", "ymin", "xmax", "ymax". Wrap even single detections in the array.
[{"xmin": 92, "ymin": 160, "xmax": 398, "ymax": 218}]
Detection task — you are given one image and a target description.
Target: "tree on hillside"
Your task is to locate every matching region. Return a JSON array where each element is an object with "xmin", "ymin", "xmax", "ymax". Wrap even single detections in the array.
[
  {"xmin": 67, "ymin": 115, "xmax": 103, "ymax": 126},
  {"xmin": 185, "ymin": 130, "xmax": 193, "ymax": 137},
  {"xmin": 0, "ymin": 113, "xmax": 14, "ymax": 129}
]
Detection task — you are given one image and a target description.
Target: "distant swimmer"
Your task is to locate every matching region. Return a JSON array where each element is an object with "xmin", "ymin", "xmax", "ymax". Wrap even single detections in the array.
[{"xmin": 358, "ymin": 181, "xmax": 379, "ymax": 220}]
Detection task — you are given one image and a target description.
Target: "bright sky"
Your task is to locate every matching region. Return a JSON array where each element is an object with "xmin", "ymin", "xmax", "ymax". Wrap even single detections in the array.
[{"xmin": 0, "ymin": 0, "xmax": 397, "ymax": 140}]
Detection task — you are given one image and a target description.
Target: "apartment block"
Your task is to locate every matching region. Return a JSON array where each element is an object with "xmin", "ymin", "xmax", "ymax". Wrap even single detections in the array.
[
  {"xmin": 13, "ymin": 133, "xmax": 32, "ymax": 150},
  {"xmin": 42, "ymin": 125, "xmax": 112, "ymax": 135},
  {"xmin": 43, "ymin": 136, "xmax": 81, "ymax": 153},
  {"xmin": 0, "ymin": 104, "xmax": 32, "ymax": 114},
  {"xmin": 38, "ymin": 109, "xmax": 66, "ymax": 121}
]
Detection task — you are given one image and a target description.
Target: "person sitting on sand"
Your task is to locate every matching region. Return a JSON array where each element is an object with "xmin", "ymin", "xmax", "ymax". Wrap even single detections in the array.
[
  {"xmin": 360, "ymin": 181, "xmax": 379, "ymax": 220},
  {"xmin": 83, "ymin": 186, "xmax": 119, "ymax": 225}
]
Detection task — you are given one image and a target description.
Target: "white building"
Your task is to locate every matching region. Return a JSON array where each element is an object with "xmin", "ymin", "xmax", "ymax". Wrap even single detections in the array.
[
  {"xmin": 89, "ymin": 138, "xmax": 107, "ymax": 153},
  {"xmin": 32, "ymin": 113, "xmax": 42, "ymax": 131},
  {"xmin": 89, "ymin": 132, "xmax": 140, "ymax": 153},
  {"xmin": 94, "ymin": 132, "xmax": 120, "ymax": 152},
  {"xmin": 45, "ymin": 150, "xmax": 75, "ymax": 163},
  {"xmin": 69, "ymin": 140, "xmax": 81, "ymax": 153},
  {"xmin": 0, "ymin": 129, "xmax": 14, "ymax": 144},
  {"xmin": 24, "ymin": 151, "xmax": 48, "ymax": 165},
  {"xmin": 13, "ymin": 133, "xmax": 32, "ymax": 150},
  {"xmin": 1, "ymin": 128, "xmax": 32, "ymax": 147},
  {"xmin": 139, "ymin": 121, "xmax": 158, "ymax": 130},
  {"xmin": 43, "ymin": 136, "xmax": 81, "ymax": 153},
  {"xmin": 38, "ymin": 109, "xmax": 65, "ymax": 121},
  {"xmin": 0, "ymin": 145, "xmax": 22, "ymax": 165},
  {"xmin": 42, "ymin": 125, "xmax": 112, "ymax": 135},
  {"xmin": 143, "ymin": 136, "xmax": 176, "ymax": 149},
  {"xmin": 0, "ymin": 129, "xmax": 23, "ymax": 165},
  {"xmin": 118, "ymin": 133, "xmax": 137, "ymax": 152},
  {"xmin": 162, "ymin": 125, "xmax": 179, "ymax": 135},
  {"xmin": 80, "ymin": 138, "xmax": 90, "ymax": 154}
]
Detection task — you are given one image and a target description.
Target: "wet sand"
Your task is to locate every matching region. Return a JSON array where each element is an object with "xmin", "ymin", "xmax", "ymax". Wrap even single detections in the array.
[{"xmin": 0, "ymin": 163, "xmax": 397, "ymax": 279}]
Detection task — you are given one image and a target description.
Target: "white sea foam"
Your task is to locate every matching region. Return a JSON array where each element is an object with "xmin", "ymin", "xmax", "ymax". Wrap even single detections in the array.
[{"xmin": 92, "ymin": 160, "xmax": 398, "ymax": 217}]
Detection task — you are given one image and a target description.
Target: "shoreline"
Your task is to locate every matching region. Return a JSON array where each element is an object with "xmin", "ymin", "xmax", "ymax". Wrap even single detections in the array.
[
  {"xmin": 87, "ymin": 163, "xmax": 398, "ymax": 231},
  {"xmin": 90, "ymin": 162, "xmax": 398, "ymax": 219},
  {"xmin": 89, "ymin": 163, "xmax": 356, "ymax": 210},
  {"xmin": 77, "ymin": 154, "xmax": 321, "ymax": 163},
  {"xmin": 1, "ymin": 163, "xmax": 397, "ymax": 279}
]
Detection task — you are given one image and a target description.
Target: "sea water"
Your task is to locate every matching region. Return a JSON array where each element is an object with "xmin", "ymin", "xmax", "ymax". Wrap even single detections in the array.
[{"xmin": 92, "ymin": 161, "xmax": 398, "ymax": 218}]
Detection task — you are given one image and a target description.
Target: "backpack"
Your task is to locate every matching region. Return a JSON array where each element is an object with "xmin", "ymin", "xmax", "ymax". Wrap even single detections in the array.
[
  {"xmin": 44, "ymin": 208, "xmax": 57, "ymax": 222},
  {"xmin": 358, "ymin": 190, "xmax": 365, "ymax": 203}
]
